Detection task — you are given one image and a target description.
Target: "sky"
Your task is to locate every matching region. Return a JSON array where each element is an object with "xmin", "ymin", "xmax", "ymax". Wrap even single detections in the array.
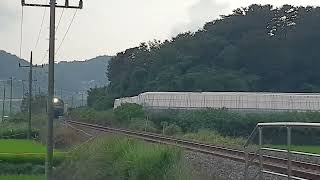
[{"xmin": 0, "ymin": 0, "xmax": 320, "ymax": 64}]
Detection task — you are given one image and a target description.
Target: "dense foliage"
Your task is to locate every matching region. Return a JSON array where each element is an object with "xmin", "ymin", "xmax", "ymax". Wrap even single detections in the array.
[{"xmin": 88, "ymin": 4, "xmax": 320, "ymax": 109}]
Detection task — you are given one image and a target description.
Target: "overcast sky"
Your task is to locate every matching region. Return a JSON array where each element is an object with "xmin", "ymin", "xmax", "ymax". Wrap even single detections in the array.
[{"xmin": 0, "ymin": 0, "xmax": 319, "ymax": 63}]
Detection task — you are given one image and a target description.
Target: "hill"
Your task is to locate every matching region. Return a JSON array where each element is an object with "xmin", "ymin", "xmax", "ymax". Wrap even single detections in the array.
[
  {"xmin": 0, "ymin": 50, "xmax": 110, "ymax": 105},
  {"xmin": 108, "ymin": 4, "xmax": 320, "ymax": 95},
  {"xmin": 88, "ymin": 4, "xmax": 320, "ymax": 109}
]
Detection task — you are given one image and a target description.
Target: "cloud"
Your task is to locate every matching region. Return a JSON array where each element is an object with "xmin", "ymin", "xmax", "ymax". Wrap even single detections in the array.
[
  {"xmin": 172, "ymin": 0, "xmax": 230, "ymax": 35},
  {"xmin": 0, "ymin": 2, "xmax": 16, "ymax": 29}
]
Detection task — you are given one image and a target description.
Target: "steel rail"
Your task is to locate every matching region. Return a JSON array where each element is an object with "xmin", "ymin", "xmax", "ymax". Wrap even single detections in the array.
[{"xmin": 65, "ymin": 120, "xmax": 320, "ymax": 179}]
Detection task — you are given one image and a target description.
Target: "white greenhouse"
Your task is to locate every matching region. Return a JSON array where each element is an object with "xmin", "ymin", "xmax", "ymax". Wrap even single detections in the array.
[{"xmin": 114, "ymin": 92, "xmax": 320, "ymax": 112}]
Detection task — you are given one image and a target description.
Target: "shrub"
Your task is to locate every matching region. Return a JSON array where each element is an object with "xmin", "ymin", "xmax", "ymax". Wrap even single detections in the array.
[
  {"xmin": 164, "ymin": 124, "xmax": 182, "ymax": 136},
  {"xmin": 150, "ymin": 109, "xmax": 320, "ymax": 140},
  {"xmin": 0, "ymin": 163, "xmax": 44, "ymax": 175},
  {"xmin": 183, "ymin": 129, "xmax": 246, "ymax": 148},
  {"xmin": 69, "ymin": 108, "xmax": 116, "ymax": 126},
  {"xmin": 0, "ymin": 127, "xmax": 39, "ymax": 140},
  {"xmin": 128, "ymin": 118, "xmax": 159, "ymax": 133},
  {"xmin": 54, "ymin": 136, "xmax": 194, "ymax": 180},
  {"xmin": 114, "ymin": 103, "xmax": 145, "ymax": 123}
]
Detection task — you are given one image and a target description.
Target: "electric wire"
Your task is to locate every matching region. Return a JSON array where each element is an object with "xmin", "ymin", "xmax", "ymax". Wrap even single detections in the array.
[
  {"xmin": 56, "ymin": 9, "xmax": 78, "ymax": 56},
  {"xmin": 19, "ymin": 6, "xmax": 24, "ymax": 58},
  {"xmin": 39, "ymin": 7, "xmax": 66, "ymax": 64},
  {"xmin": 34, "ymin": 5, "xmax": 47, "ymax": 50},
  {"xmin": 56, "ymin": 8, "xmax": 65, "ymax": 32}
]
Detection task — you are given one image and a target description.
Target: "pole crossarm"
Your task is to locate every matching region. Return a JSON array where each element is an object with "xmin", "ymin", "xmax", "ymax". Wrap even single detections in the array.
[{"xmin": 22, "ymin": 0, "xmax": 83, "ymax": 9}]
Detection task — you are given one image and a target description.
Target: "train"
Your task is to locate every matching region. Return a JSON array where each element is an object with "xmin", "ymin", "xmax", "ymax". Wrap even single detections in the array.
[
  {"xmin": 53, "ymin": 97, "xmax": 65, "ymax": 118},
  {"xmin": 114, "ymin": 92, "xmax": 320, "ymax": 112}
]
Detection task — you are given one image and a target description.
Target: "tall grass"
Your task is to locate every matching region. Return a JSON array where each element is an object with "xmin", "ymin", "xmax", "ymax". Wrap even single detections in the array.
[{"xmin": 55, "ymin": 136, "xmax": 194, "ymax": 180}]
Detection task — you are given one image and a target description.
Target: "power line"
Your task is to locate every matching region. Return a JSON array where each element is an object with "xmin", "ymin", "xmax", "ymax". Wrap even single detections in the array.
[
  {"xmin": 19, "ymin": 6, "xmax": 24, "ymax": 58},
  {"xmin": 39, "ymin": 7, "xmax": 68, "ymax": 64},
  {"xmin": 56, "ymin": 9, "xmax": 78, "ymax": 56},
  {"xmin": 34, "ymin": 4, "xmax": 47, "ymax": 50},
  {"xmin": 56, "ymin": 8, "xmax": 65, "ymax": 32}
]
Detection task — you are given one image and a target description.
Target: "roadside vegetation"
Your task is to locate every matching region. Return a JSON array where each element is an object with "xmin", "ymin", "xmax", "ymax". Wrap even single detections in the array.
[
  {"xmin": 0, "ymin": 113, "xmax": 64, "ymax": 177},
  {"xmin": 70, "ymin": 103, "xmax": 320, "ymax": 153},
  {"xmin": 54, "ymin": 136, "xmax": 195, "ymax": 180}
]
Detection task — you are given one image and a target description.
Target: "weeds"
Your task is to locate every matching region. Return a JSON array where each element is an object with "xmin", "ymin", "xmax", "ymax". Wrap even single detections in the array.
[{"xmin": 55, "ymin": 136, "xmax": 195, "ymax": 180}]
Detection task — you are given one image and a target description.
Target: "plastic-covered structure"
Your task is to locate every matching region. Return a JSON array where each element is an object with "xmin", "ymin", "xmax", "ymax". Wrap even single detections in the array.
[{"xmin": 114, "ymin": 92, "xmax": 320, "ymax": 112}]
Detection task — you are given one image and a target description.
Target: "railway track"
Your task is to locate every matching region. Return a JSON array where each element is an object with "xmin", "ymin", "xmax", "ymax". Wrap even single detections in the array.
[{"xmin": 65, "ymin": 120, "xmax": 320, "ymax": 180}]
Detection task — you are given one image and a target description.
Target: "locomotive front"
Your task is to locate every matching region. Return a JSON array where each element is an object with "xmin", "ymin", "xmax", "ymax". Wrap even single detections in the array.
[{"xmin": 53, "ymin": 97, "xmax": 65, "ymax": 118}]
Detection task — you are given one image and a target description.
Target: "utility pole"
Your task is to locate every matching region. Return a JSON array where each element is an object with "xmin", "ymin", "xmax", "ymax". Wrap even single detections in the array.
[
  {"xmin": 9, "ymin": 77, "xmax": 13, "ymax": 115},
  {"xmin": 19, "ymin": 52, "xmax": 42, "ymax": 139},
  {"xmin": 60, "ymin": 88, "xmax": 63, "ymax": 99},
  {"xmin": 1, "ymin": 82, "xmax": 6, "ymax": 122},
  {"xmin": 20, "ymin": 80, "xmax": 26, "ymax": 98},
  {"xmin": 21, "ymin": 1, "xmax": 83, "ymax": 180}
]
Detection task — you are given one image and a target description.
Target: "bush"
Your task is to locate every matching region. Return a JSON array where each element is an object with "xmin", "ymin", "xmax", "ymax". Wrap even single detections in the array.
[
  {"xmin": 150, "ymin": 109, "xmax": 320, "ymax": 139},
  {"xmin": 183, "ymin": 129, "xmax": 246, "ymax": 148},
  {"xmin": 164, "ymin": 124, "xmax": 182, "ymax": 136},
  {"xmin": 55, "ymin": 136, "xmax": 194, "ymax": 180},
  {"xmin": 69, "ymin": 108, "xmax": 116, "ymax": 126},
  {"xmin": 0, "ymin": 163, "xmax": 44, "ymax": 175},
  {"xmin": 114, "ymin": 103, "xmax": 145, "ymax": 123},
  {"xmin": 0, "ymin": 127, "xmax": 39, "ymax": 140},
  {"xmin": 128, "ymin": 118, "xmax": 159, "ymax": 133}
]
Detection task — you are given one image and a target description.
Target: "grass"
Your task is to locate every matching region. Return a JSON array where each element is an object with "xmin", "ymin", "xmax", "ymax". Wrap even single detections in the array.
[
  {"xmin": 0, "ymin": 139, "xmax": 65, "ymax": 165},
  {"xmin": 0, "ymin": 175, "xmax": 44, "ymax": 180},
  {"xmin": 182, "ymin": 129, "xmax": 246, "ymax": 148},
  {"xmin": 267, "ymin": 145, "xmax": 320, "ymax": 155},
  {"xmin": 0, "ymin": 140, "xmax": 46, "ymax": 154},
  {"xmin": 55, "ymin": 136, "xmax": 195, "ymax": 180}
]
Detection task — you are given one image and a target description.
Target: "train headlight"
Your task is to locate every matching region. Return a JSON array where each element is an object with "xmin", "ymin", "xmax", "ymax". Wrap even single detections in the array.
[{"xmin": 53, "ymin": 98, "xmax": 59, "ymax": 104}]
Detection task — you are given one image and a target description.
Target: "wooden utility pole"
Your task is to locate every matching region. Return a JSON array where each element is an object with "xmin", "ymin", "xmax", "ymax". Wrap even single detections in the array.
[
  {"xmin": 19, "ymin": 52, "xmax": 42, "ymax": 139},
  {"xmin": 21, "ymin": 1, "xmax": 83, "ymax": 180},
  {"xmin": 1, "ymin": 82, "xmax": 6, "ymax": 122},
  {"xmin": 9, "ymin": 77, "xmax": 13, "ymax": 115}
]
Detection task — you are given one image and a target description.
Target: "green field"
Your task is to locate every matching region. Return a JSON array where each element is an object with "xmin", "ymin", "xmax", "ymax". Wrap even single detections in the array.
[
  {"xmin": 0, "ymin": 175, "xmax": 44, "ymax": 180},
  {"xmin": 0, "ymin": 139, "xmax": 65, "ymax": 165},
  {"xmin": 0, "ymin": 140, "xmax": 46, "ymax": 154}
]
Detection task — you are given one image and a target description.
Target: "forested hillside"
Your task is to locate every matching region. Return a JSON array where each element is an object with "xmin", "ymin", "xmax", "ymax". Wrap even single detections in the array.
[{"xmin": 89, "ymin": 4, "xmax": 320, "ymax": 109}]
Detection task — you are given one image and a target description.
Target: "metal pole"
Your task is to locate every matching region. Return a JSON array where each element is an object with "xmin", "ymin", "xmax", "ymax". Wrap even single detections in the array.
[
  {"xmin": 28, "ymin": 52, "xmax": 33, "ymax": 139},
  {"xmin": 9, "ymin": 77, "xmax": 13, "ymax": 115},
  {"xmin": 259, "ymin": 127, "xmax": 263, "ymax": 180},
  {"xmin": 2, "ymin": 83, "xmax": 6, "ymax": 122},
  {"xmin": 46, "ymin": 0, "xmax": 56, "ymax": 179},
  {"xmin": 287, "ymin": 127, "xmax": 292, "ymax": 180}
]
